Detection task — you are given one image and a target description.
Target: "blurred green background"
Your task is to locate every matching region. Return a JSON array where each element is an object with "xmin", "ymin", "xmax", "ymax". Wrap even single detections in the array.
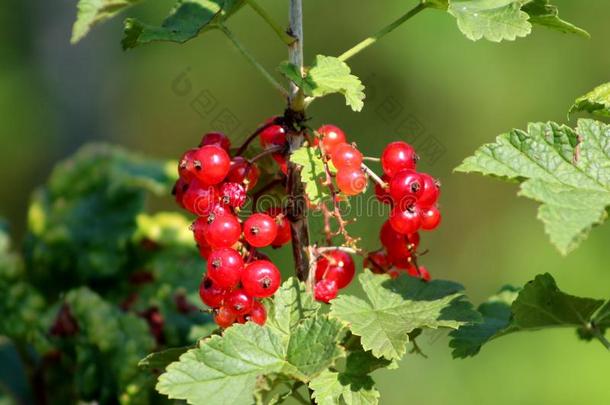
[{"xmin": 2, "ymin": 0, "xmax": 610, "ymax": 404}]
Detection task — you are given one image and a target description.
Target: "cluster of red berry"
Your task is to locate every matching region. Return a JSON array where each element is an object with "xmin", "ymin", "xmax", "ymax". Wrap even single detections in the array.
[
  {"xmin": 365, "ymin": 141, "xmax": 442, "ymax": 280},
  {"xmin": 313, "ymin": 249, "xmax": 355, "ymax": 303},
  {"xmin": 173, "ymin": 131, "xmax": 291, "ymax": 328}
]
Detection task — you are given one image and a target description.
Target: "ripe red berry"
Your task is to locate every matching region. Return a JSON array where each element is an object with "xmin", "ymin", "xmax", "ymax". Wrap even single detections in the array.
[
  {"xmin": 380, "ymin": 220, "xmax": 420, "ymax": 252},
  {"xmin": 207, "ymin": 248, "xmax": 244, "ymax": 289},
  {"xmin": 374, "ymin": 175, "xmax": 392, "ymax": 205},
  {"xmin": 314, "ymin": 279, "xmax": 338, "ymax": 303},
  {"xmin": 219, "ymin": 182, "xmax": 247, "ymax": 208},
  {"xmin": 389, "ymin": 205, "xmax": 421, "ymax": 235},
  {"xmin": 364, "ymin": 251, "xmax": 391, "ymax": 274},
  {"xmin": 418, "ymin": 173, "xmax": 440, "ymax": 208},
  {"xmin": 315, "ymin": 250, "xmax": 355, "ymax": 289},
  {"xmin": 224, "ymin": 289, "xmax": 253, "ymax": 316},
  {"xmin": 241, "ymin": 260, "xmax": 281, "ymax": 298},
  {"xmin": 199, "ymin": 277, "xmax": 227, "ymax": 308},
  {"xmin": 178, "ymin": 149, "xmax": 198, "ymax": 181},
  {"xmin": 192, "ymin": 217, "xmax": 208, "ymax": 246},
  {"xmin": 266, "ymin": 207, "xmax": 291, "ymax": 247},
  {"xmin": 204, "ymin": 213, "xmax": 242, "ymax": 248},
  {"xmin": 330, "ymin": 143, "xmax": 363, "ymax": 169},
  {"xmin": 243, "ymin": 213, "xmax": 278, "ymax": 248},
  {"xmin": 192, "ymin": 145, "xmax": 231, "ymax": 185},
  {"xmin": 227, "ymin": 157, "xmax": 260, "ymax": 190},
  {"xmin": 260, "ymin": 124, "xmax": 287, "ymax": 148},
  {"xmin": 214, "ymin": 306, "xmax": 236, "ymax": 328},
  {"xmin": 420, "ymin": 206, "xmax": 442, "ymax": 230},
  {"xmin": 244, "ymin": 301, "xmax": 267, "ymax": 325},
  {"xmin": 406, "ymin": 265, "xmax": 431, "ymax": 281},
  {"xmin": 316, "ymin": 125, "xmax": 346, "ymax": 156},
  {"xmin": 182, "ymin": 179, "xmax": 217, "ymax": 216},
  {"xmin": 389, "ymin": 170, "xmax": 423, "ymax": 206},
  {"xmin": 336, "ymin": 168, "xmax": 366, "ymax": 196},
  {"xmin": 172, "ymin": 178, "xmax": 189, "ymax": 208},
  {"xmin": 272, "ymin": 153, "xmax": 288, "ymax": 174},
  {"xmin": 381, "ymin": 141, "xmax": 418, "ymax": 177},
  {"xmin": 200, "ymin": 132, "xmax": 231, "ymax": 151}
]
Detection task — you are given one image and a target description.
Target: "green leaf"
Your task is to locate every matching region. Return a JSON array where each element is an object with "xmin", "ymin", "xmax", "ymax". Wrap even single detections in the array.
[
  {"xmin": 450, "ymin": 273, "xmax": 609, "ymax": 357},
  {"xmin": 522, "ymin": 0, "xmax": 590, "ymax": 38},
  {"xmin": 23, "ymin": 143, "xmax": 174, "ymax": 293},
  {"xmin": 330, "ymin": 271, "xmax": 480, "ymax": 360},
  {"xmin": 122, "ymin": 0, "xmax": 245, "ymax": 49},
  {"xmin": 156, "ymin": 278, "xmax": 345, "ymax": 404},
  {"xmin": 456, "ymin": 119, "xmax": 610, "ymax": 255},
  {"xmin": 279, "ymin": 55, "xmax": 365, "ymax": 112},
  {"xmin": 570, "ymin": 82, "xmax": 610, "ymax": 118},
  {"xmin": 593, "ymin": 300, "xmax": 610, "ymax": 328},
  {"xmin": 289, "ymin": 146, "xmax": 335, "ymax": 205},
  {"xmin": 449, "ymin": 286, "xmax": 520, "ymax": 358},
  {"xmin": 71, "ymin": 0, "xmax": 140, "ymax": 44},
  {"xmin": 139, "ymin": 346, "xmax": 193, "ymax": 371},
  {"xmin": 448, "ymin": 0, "xmax": 531, "ymax": 42}
]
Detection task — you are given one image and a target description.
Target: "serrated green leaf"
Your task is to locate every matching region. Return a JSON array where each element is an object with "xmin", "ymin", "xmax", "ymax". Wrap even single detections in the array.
[
  {"xmin": 289, "ymin": 146, "xmax": 336, "ymax": 205},
  {"xmin": 449, "ymin": 286, "xmax": 520, "ymax": 358},
  {"xmin": 310, "ymin": 369, "xmax": 379, "ymax": 405},
  {"xmin": 279, "ymin": 55, "xmax": 365, "ymax": 111},
  {"xmin": 522, "ymin": 0, "xmax": 590, "ymax": 38},
  {"xmin": 330, "ymin": 271, "xmax": 480, "ymax": 360},
  {"xmin": 456, "ymin": 119, "xmax": 610, "ymax": 255},
  {"xmin": 451, "ymin": 273, "xmax": 609, "ymax": 357},
  {"xmin": 71, "ymin": 0, "xmax": 140, "ymax": 44},
  {"xmin": 122, "ymin": 0, "xmax": 245, "ymax": 49},
  {"xmin": 570, "ymin": 82, "xmax": 610, "ymax": 118},
  {"xmin": 448, "ymin": 0, "xmax": 531, "ymax": 42},
  {"xmin": 157, "ymin": 278, "xmax": 344, "ymax": 404}
]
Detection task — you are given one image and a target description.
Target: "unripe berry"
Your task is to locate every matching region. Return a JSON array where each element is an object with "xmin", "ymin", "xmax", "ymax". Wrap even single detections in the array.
[
  {"xmin": 381, "ymin": 141, "xmax": 417, "ymax": 177},
  {"xmin": 243, "ymin": 213, "xmax": 278, "ymax": 248},
  {"xmin": 207, "ymin": 248, "xmax": 244, "ymax": 289},
  {"xmin": 314, "ymin": 279, "xmax": 338, "ymax": 303},
  {"xmin": 192, "ymin": 145, "xmax": 231, "ymax": 185},
  {"xmin": 241, "ymin": 260, "xmax": 281, "ymax": 298}
]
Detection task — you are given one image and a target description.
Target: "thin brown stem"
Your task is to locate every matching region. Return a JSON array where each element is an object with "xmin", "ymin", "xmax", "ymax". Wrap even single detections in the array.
[
  {"xmin": 362, "ymin": 163, "xmax": 387, "ymax": 189},
  {"xmin": 235, "ymin": 122, "xmax": 275, "ymax": 156},
  {"xmin": 247, "ymin": 145, "xmax": 284, "ymax": 164}
]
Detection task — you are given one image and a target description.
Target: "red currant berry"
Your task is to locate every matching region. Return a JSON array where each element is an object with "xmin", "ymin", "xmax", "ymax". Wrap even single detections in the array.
[
  {"xmin": 406, "ymin": 265, "xmax": 430, "ymax": 281},
  {"xmin": 260, "ymin": 125, "xmax": 287, "ymax": 148},
  {"xmin": 420, "ymin": 205, "xmax": 442, "ymax": 230},
  {"xmin": 219, "ymin": 182, "xmax": 247, "ymax": 208},
  {"xmin": 243, "ymin": 213, "xmax": 278, "ymax": 248},
  {"xmin": 227, "ymin": 157, "xmax": 260, "ymax": 190},
  {"xmin": 214, "ymin": 306, "xmax": 236, "ymax": 328},
  {"xmin": 224, "ymin": 289, "xmax": 253, "ymax": 316},
  {"xmin": 315, "ymin": 250, "xmax": 355, "ymax": 289},
  {"xmin": 314, "ymin": 279, "xmax": 338, "ymax": 303},
  {"xmin": 241, "ymin": 260, "xmax": 281, "ymax": 298},
  {"xmin": 207, "ymin": 248, "xmax": 244, "ymax": 289},
  {"xmin": 200, "ymin": 132, "xmax": 231, "ymax": 151},
  {"xmin": 199, "ymin": 242, "xmax": 212, "ymax": 259},
  {"xmin": 199, "ymin": 277, "xmax": 227, "ymax": 308},
  {"xmin": 389, "ymin": 170, "xmax": 423, "ymax": 206},
  {"xmin": 172, "ymin": 178, "xmax": 189, "ymax": 208},
  {"xmin": 316, "ymin": 125, "xmax": 346, "ymax": 155},
  {"xmin": 192, "ymin": 217, "xmax": 208, "ymax": 246},
  {"xmin": 182, "ymin": 179, "xmax": 218, "ymax": 216},
  {"xmin": 363, "ymin": 251, "xmax": 391, "ymax": 274},
  {"xmin": 178, "ymin": 149, "xmax": 198, "ymax": 181},
  {"xmin": 192, "ymin": 145, "xmax": 231, "ymax": 185},
  {"xmin": 381, "ymin": 141, "xmax": 418, "ymax": 177},
  {"xmin": 272, "ymin": 153, "xmax": 288, "ymax": 174},
  {"xmin": 336, "ymin": 168, "xmax": 366, "ymax": 196},
  {"xmin": 204, "ymin": 213, "xmax": 242, "ymax": 248},
  {"xmin": 418, "ymin": 173, "xmax": 440, "ymax": 208},
  {"xmin": 330, "ymin": 143, "xmax": 363, "ymax": 169},
  {"xmin": 266, "ymin": 207, "xmax": 291, "ymax": 247},
  {"xmin": 244, "ymin": 301, "xmax": 267, "ymax": 325},
  {"xmin": 374, "ymin": 175, "xmax": 392, "ymax": 205},
  {"xmin": 418, "ymin": 266, "xmax": 431, "ymax": 281},
  {"xmin": 389, "ymin": 205, "xmax": 421, "ymax": 235},
  {"xmin": 380, "ymin": 221, "xmax": 420, "ymax": 252}
]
